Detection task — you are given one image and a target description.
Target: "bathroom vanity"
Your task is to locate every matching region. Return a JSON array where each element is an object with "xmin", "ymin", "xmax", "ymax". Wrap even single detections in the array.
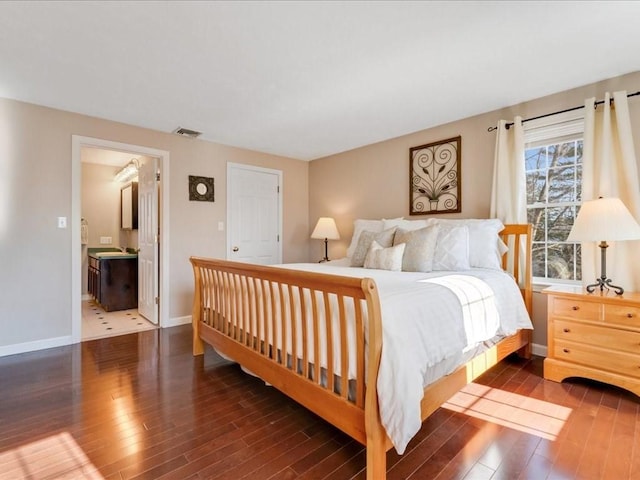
[{"xmin": 88, "ymin": 250, "xmax": 138, "ymax": 311}]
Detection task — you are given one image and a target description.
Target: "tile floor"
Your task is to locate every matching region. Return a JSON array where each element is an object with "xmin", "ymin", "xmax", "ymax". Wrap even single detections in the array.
[{"xmin": 82, "ymin": 299, "xmax": 156, "ymax": 341}]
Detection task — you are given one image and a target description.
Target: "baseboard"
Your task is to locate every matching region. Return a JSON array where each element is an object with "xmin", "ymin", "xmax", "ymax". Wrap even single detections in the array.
[
  {"xmin": 81, "ymin": 293, "xmax": 92, "ymax": 301},
  {"xmin": 531, "ymin": 342, "xmax": 547, "ymax": 358},
  {"xmin": 164, "ymin": 315, "xmax": 191, "ymax": 328},
  {"xmin": 0, "ymin": 329, "xmax": 548, "ymax": 363},
  {"xmin": 0, "ymin": 335, "xmax": 74, "ymax": 358}
]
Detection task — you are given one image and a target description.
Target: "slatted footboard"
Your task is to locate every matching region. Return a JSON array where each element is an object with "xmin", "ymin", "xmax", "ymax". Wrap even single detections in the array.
[
  {"xmin": 190, "ymin": 258, "xmax": 388, "ymax": 475},
  {"xmin": 190, "ymin": 224, "xmax": 533, "ymax": 480}
]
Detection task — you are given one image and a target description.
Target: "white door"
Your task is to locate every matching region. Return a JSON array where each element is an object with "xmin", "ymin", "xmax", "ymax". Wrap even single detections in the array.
[
  {"xmin": 228, "ymin": 163, "xmax": 282, "ymax": 265},
  {"xmin": 138, "ymin": 157, "xmax": 159, "ymax": 324}
]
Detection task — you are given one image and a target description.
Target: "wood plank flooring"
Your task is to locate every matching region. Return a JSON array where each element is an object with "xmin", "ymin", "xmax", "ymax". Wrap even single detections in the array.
[{"xmin": 1, "ymin": 325, "xmax": 640, "ymax": 479}]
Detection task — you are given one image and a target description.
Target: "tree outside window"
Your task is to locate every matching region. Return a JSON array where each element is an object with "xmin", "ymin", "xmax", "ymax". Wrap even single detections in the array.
[{"xmin": 525, "ymin": 139, "xmax": 583, "ymax": 281}]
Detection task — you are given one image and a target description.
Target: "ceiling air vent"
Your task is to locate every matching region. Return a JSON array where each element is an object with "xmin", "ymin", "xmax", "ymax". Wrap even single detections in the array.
[{"xmin": 173, "ymin": 127, "xmax": 202, "ymax": 138}]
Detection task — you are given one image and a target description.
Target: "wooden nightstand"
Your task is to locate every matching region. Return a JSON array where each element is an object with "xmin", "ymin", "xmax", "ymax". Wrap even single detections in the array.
[{"xmin": 543, "ymin": 285, "xmax": 640, "ymax": 397}]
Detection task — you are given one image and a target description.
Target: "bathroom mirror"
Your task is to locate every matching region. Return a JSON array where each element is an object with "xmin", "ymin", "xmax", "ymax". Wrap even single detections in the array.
[{"xmin": 121, "ymin": 182, "xmax": 138, "ymax": 229}]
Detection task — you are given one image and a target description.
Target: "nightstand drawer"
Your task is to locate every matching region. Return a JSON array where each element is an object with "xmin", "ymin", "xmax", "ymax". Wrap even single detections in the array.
[
  {"xmin": 554, "ymin": 319, "xmax": 640, "ymax": 355},
  {"xmin": 550, "ymin": 297, "xmax": 600, "ymax": 321},
  {"xmin": 554, "ymin": 341, "xmax": 640, "ymax": 378},
  {"xmin": 604, "ymin": 304, "xmax": 640, "ymax": 329},
  {"xmin": 544, "ymin": 287, "xmax": 640, "ymax": 397}
]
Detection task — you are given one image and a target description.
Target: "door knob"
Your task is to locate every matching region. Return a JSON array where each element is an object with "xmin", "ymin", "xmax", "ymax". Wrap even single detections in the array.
[{"xmin": 232, "ymin": 246, "xmax": 239, "ymax": 252}]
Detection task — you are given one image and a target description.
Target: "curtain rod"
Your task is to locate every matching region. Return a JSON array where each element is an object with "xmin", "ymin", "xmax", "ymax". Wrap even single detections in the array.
[{"xmin": 487, "ymin": 90, "xmax": 640, "ymax": 132}]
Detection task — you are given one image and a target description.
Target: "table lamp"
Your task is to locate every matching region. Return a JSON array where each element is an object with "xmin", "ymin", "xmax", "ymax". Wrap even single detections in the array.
[
  {"xmin": 567, "ymin": 197, "xmax": 640, "ymax": 295},
  {"xmin": 311, "ymin": 217, "xmax": 340, "ymax": 262}
]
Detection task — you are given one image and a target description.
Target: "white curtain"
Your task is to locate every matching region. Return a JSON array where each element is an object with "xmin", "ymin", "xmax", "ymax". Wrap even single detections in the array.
[
  {"xmin": 582, "ymin": 91, "xmax": 640, "ymax": 291},
  {"xmin": 490, "ymin": 117, "xmax": 526, "ymax": 282},
  {"xmin": 490, "ymin": 117, "xmax": 526, "ymax": 224}
]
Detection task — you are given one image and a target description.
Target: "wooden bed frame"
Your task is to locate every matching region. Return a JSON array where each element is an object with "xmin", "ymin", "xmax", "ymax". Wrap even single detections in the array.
[{"xmin": 190, "ymin": 224, "xmax": 532, "ymax": 479}]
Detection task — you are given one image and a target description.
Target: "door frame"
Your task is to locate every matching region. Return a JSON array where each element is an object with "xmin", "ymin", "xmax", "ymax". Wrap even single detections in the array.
[
  {"xmin": 226, "ymin": 162, "xmax": 283, "ymax": 263},
  {"xmin": 71, "ymin": 135, "xmax": 170, "ymax": 343}
]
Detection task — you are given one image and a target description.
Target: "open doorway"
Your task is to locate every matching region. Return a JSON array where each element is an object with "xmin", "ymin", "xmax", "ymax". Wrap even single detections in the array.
[
  {"xmin": 80, "ymin": 149, "xmax": 156, "ymax": 340},
  {"xmin": 71, "ymin": 136, "xmax": 170, "ymax": 343}
]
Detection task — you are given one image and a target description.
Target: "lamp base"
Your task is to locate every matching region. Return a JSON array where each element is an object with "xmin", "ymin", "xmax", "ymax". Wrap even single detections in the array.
[
  {"xmin": 587, "ymin": 241, "xmax": 624, "ymax": 295},
  {"xmin": 586, "ymin": 277, "xmax": 624, "ymax": 295},
  {"xmin": 318, "ymin": 238, "xmax": 329, "ymax": 263}
]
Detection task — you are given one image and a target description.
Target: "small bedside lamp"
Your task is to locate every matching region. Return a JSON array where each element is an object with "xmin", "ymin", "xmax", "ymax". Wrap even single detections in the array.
[
  {"xmin": 568, "ymin": 197, "xmax": 640, "ymax": 295},
  {"xmin": 311, "ymin": 217, "xmax": 340, "ymax": 262}
]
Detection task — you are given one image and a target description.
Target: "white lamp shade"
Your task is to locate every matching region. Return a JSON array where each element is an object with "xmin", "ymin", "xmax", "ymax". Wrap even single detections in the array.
[
  {"xmin": 567, "ymin": 197, "xmax": 640, "ymax": 242},
  {"xmin": 311, "ymin": 217, "xmax": 340, "ymax": 240}
]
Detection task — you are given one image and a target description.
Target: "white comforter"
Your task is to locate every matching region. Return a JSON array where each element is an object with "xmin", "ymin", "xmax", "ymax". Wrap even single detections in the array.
[{"xmin": 280, "ymin": 260, "xmax": 533, "ymax": 454}]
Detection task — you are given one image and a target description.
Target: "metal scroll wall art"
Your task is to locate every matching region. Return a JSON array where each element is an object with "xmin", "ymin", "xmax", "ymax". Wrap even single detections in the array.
[
  {"xmin": 189, "ymin": 175, "xmax": 215, "ymax": 202},
  {"xmin": 409, "ymin": 136, "xmax": 461, "ymax": 215}
]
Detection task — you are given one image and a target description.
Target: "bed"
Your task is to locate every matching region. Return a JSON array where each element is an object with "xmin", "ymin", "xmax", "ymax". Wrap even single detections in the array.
[{"xmin": 190, "ymin": 220, "xmax": 533, "ymax": 479}]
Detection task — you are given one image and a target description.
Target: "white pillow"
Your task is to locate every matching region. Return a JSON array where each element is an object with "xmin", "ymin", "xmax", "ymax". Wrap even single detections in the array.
[
  {"xmin": 432, "ymin": 224, "xmax": 471, "ymax": 271},
  {"xmin": 350, "ymin": 228, "xmax": 397, "ymax": 267},
  {"xmin": 346, "ymin": 219, "xmax": 384, "ymax": 258},
  {"xmin": 393, "ymin": 225, "xmax": 440, "ymax": 272},
  {"xmin": 364, "ymin": 241, "xmax": 405, "ymax": 271},
  {"xmin": 383, "ymin": 218, "xmax": 432, "ymax": 231},
  {"xmin": 429, "ymin": 218, "xmax": 506, "ymax": 269}
]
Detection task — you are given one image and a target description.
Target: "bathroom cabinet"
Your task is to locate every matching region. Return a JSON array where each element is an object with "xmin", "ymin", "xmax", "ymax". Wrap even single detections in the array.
[{"xmin": 88, "ymin": 254, "xmax": 138, "ymax": 311}]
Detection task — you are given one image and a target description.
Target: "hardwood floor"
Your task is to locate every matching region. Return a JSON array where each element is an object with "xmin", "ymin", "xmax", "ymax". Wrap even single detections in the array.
[{"xmin": 1, "ymin": 325, "xmax": 639, "ymax": 479}]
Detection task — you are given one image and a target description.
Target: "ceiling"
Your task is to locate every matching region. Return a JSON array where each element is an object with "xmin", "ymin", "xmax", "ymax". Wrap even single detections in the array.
[{"xmin": 1, "ymin": 1, "xmax": 639, "ymax": 161}]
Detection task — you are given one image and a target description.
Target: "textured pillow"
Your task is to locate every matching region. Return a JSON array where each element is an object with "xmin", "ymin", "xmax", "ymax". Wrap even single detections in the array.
[
  {"xmin": 364, "ymin": 241, "xmax": 405, "ymax": 271},
  {"xmin": 346, "ymin": 219, "xmax": 384, "ymax": 258},
  {"xmin": 350, "ymin": 228, "xmax": 396, "ymax": 267},
  {"xmin": 393, "ymin": 225, "xmax": 440, "ymax": 272},
  {"xmin": 430, "ymin": 218, "xmax": 506, "ymax": 269},
  {"xmin": 432, "ymin": 224, "xmax": 471, "ymax": 271}
]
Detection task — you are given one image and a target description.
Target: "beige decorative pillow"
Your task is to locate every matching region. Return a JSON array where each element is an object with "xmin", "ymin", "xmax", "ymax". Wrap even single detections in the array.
[
  {"xmin": 364, "ymin": 241, "xmax": 405, "ymax": 271},
  {"xmin": 393, "ymin": 225, "xmax": 440, "ymax": 272},
  {"xmin": 346, "ymin": 219, "xmax": 384, "ymax": 258},
  {"xmin": 350, "ymin": 227, "xmax": 396, "ymax": 267}
]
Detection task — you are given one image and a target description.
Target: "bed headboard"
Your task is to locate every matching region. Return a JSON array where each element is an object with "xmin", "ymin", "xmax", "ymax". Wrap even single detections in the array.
[{"xmin": 499, "ymin": 224, "xmax": 532, "ymax": 316}]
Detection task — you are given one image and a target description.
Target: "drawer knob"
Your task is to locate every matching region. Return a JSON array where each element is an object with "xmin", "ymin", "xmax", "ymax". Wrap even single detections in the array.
[
  {"xmin": 627, "ymin": 313, "xmax": 634, "ymax": 318},
  {"xmin": 563, "ymin": 328, "xmax": 571, "ymax": 333},
  {"xmin": 571, "ymin": 306, "xmax": 580, "ymax": 311},
  {"xmin": 563, "ymin": 348, "xmax": 570, "ymax": 353}
]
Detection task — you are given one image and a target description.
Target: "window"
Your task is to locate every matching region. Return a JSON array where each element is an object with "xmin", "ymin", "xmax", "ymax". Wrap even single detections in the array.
[{"xmin": 524, "ymin": 112, "xmax": 584, "ymax": 283}]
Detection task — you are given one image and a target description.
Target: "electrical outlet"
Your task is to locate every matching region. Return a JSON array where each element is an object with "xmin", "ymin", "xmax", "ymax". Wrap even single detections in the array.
[
  {"xmin": 218, "ymin": 221, "xmax": 224, "ymax": 231},
  {"xmin": 99, "ymin": 236, "xmax": 112, "ymax": 245},
  {"xmin": 57, "ymin": 216, "xmax": 67, "ymax": 228}
]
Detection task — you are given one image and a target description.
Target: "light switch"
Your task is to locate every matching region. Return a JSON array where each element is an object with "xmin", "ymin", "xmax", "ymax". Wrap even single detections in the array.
[
  {"xmin": 218, "ymin": 221, "xmax": 224, "ymax": 231},
  {"xmin": 57, "ymin": 217, "xmax": 67, "ymax": 228},
  {"xmin": 100, "ymin": 236, "xmax": 112, "ymax": 244}
]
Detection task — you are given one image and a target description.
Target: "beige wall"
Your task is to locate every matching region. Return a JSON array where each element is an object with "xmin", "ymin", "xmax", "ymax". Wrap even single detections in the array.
[
  {"xmin": 4, "ymin": 71, "xmax": 639, "ymax": 353},
  {"xmin": 81, "ymin": 162, "xmax": 124, "ymax": 249},
  {"xmin": 80, "ymin": 162, "xmax": 123, "ymax": 295},
  {"xmin": 309, "ymin": 71, "xmax": 640, "ymax": 349},
  {"xmin": 0, "ymin": 97, "xmax": 309, "ymax": 350}
]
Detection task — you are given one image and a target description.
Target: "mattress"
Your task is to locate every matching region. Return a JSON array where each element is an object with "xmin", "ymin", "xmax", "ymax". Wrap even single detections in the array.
[{"xmin": 214, "ymin": 260, "xmax": 533, "ymax": 453}]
